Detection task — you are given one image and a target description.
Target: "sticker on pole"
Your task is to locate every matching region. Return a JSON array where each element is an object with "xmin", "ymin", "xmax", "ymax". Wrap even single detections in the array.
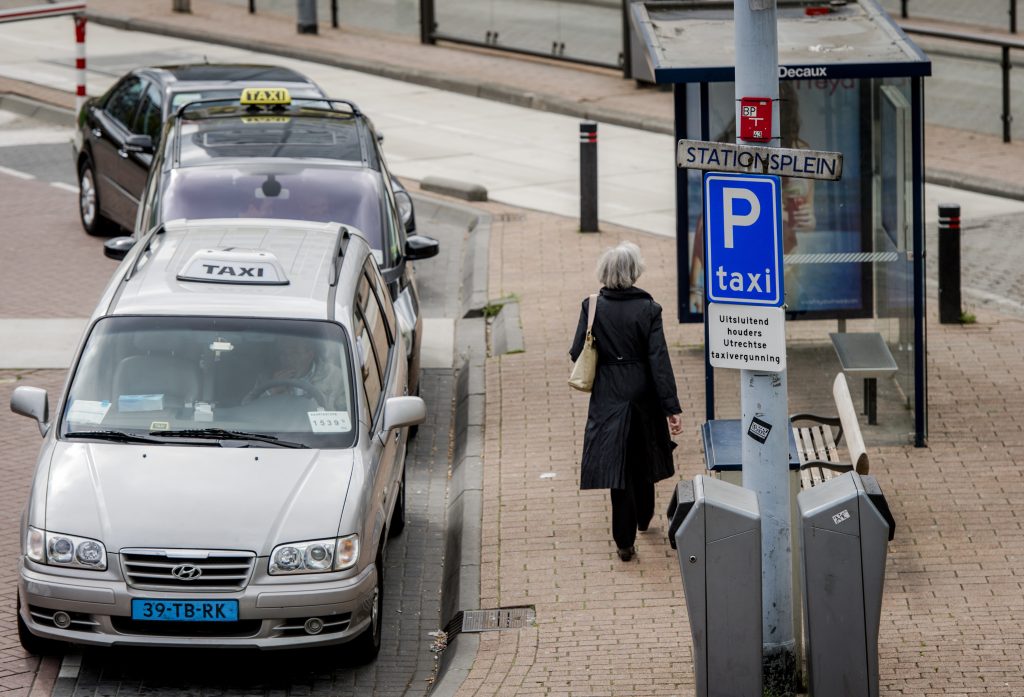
[
  {"xmin": 707, "ymin": 303, "xmax": 786, "ymax": 372},
  {"xmin": 704, "ymin": 172, "xmax": 783, "ymax": 306},
  {"xmin": 747, "ymin": 417, "xmax": 772, "ymax": 444}
]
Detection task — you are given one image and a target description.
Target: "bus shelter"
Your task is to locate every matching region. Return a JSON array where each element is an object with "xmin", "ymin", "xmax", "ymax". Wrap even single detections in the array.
[{"xmin": 630, "ymin": 0, "xmax": 931, "ymax": 445}]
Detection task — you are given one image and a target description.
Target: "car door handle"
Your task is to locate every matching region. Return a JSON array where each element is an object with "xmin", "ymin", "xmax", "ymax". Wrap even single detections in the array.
[
  {"xmin": 91, "ymin": 128, "xmax": 103, "ymax": 138},
  {"xmin": 394, "ymin": 429, "xmax": 400, "ymax": 443}
]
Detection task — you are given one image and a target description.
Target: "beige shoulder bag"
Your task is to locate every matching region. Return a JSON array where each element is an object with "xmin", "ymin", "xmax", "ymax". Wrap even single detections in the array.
[{"xmin": 568, "ymin": 294, "xmax": 599, "ymax": 392}]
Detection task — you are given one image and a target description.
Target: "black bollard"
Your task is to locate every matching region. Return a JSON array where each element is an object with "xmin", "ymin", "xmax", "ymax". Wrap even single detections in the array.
[
  {"xmin": 297, "ymin": 0, "xmax": 318, "ymax": 34},
  {"xmin": 580, "ymin": 121, "xmax": 598, "ymax": 233},
  {"xmin": 938, "ymin": 203, "xmax": 962, "ymax": 324}
]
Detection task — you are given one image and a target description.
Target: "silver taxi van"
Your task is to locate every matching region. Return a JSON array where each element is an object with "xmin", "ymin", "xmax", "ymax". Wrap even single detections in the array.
[{"xmin": 11, "ymin": 218, "xmax": 425, "ymax": 660}]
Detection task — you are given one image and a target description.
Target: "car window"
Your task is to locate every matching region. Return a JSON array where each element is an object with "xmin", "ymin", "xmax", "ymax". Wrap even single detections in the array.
[
  {"xmin": 105, "ymin": 77, "xmax": 146, "ymax": 131},
  {"xmin": 134, "ymin": 84, "xmax": 164, "ymax": 140},
  {"xmin": 61, "ymin": 316, "xmax": 357, "ymax": 449},
  {"xmin": 159, "ymin": 166, "xmax": 385, "ymax": 250},
  {"xmin": 365, "ymin": 259, "xmax": 396, "ymax": 340},
  {"xmin": 354, "ymin": 305, "xmax": 383, "ymax": 419}
]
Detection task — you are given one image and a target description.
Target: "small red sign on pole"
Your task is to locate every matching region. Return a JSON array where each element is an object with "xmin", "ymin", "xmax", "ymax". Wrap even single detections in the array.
[{"xmin": 739, "ymin": 97, "xmax": 772, "ymax": 142}]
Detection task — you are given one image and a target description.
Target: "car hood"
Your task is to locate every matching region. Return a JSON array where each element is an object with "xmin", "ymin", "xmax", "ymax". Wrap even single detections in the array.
[{"xmin": 43, "ymin": 442, "xmax": 355, "ymax": 554}]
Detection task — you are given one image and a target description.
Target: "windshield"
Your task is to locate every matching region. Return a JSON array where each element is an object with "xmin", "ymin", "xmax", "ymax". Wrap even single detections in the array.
[
  {"xmin": 177, "ymin": 111, "xmax": 363, "ymax": 163},
  {"xmin": 158, "ymin": 166, "xmax": 385, "ymax": 251},
  {"xmin": 61, "ymin": 316, "xmax": 357, "ymax": 449}
]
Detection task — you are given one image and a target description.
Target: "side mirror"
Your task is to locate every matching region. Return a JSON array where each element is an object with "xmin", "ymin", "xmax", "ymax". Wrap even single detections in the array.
[
  {"xmin": 376, "ymin": 131, "xmax": 384, "ymax": 144},
  {"xmin": 104, "ymin": 236, "xmax": 136, "ymax": 261},
  {"xmin": 405, "ymin": 234, "xmax": 439, "ymax": 261},
  {"xmin": 11, "ymin": 386, "xmax": 50, "ymax": 437},
  {"xmin": 124, "ymin": 134, "xmax": 154, "ymax": 155},
  {"xmin": 382, "ymin": 396, "xmax": 426, "ymax": 433},
  {"xmin": 393, "ymin": 187, "xmax": 415, "ymax": 233}
]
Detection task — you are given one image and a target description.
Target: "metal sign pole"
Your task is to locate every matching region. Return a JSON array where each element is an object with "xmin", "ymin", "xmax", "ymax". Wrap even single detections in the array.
[{"xmin": 733, "ymin": 1, "xmax": 796, "ymax": 693}]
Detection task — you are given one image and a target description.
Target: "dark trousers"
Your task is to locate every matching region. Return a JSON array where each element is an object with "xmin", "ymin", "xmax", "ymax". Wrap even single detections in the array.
[{"xmin": 609, "ymin": 472, "xmax": 655, "ymax": 549}]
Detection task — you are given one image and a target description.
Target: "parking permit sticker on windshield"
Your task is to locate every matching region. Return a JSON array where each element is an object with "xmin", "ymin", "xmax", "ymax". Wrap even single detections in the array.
[
  {"xmin": 118, "ymin": 394, "xmax": 164, "ymax": 412},
  {"xmin": 308, "ymin": 411, "xmax": 351, "ymax": 433},
  {"xmin": 67, "ymin": 400, "xmax": 111, "ymax": 425}
]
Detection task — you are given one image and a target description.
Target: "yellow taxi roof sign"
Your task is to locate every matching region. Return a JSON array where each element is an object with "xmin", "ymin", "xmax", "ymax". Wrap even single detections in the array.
[{"xmin": 240, "ymin": 87, "xmax": 291, "ymax": 106}]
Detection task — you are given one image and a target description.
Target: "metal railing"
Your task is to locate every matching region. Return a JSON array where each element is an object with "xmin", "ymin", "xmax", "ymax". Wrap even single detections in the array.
[
  {"xmin": 900, "ymin": 0, "xmax": 1018, "ymax": 34},
  {"xmin": 900, "ymin": 21, "xmax": 1024, "ymax": 142}
]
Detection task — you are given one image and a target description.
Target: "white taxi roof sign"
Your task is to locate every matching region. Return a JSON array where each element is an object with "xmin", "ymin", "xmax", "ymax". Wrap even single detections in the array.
[
  {"xmin": 177, "ymin": 249, "xmax": 290, "ymax": 286},
  {"xmin": 239, "ymin": 87, "xmax": 291, "ymax": 106}
]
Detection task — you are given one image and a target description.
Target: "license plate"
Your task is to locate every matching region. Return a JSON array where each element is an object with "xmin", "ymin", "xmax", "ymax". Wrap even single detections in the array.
[{"xmin": 131, "ymin": 599, "xmax": 238, "ymax": 622}]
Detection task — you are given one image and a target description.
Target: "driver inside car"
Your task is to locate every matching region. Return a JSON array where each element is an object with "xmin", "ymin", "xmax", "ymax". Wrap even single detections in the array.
[{"xmin": 249, "ymin": 335, "xmax": 347, "ymax": 410}]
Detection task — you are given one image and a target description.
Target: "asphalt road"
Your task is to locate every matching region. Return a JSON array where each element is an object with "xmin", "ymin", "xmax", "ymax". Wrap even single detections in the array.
[{"xmin": 0, "ymin": 110, "xmax": 466, "ymax": 696}]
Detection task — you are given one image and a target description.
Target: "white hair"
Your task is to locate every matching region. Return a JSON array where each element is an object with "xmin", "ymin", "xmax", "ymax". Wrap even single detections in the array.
[{"xmin": 596, "ymin": 241, "xmax": 645, "ymax": 289}]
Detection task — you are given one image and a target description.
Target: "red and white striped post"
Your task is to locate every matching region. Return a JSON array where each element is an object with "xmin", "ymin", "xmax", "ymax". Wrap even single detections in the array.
[
  {"xmin": 74, "ymin": 13, "xmax": 87, "ymax": 114},
  {"xmin": 0, "ymin": 2, "xmax": 89, "ymax": 111}
]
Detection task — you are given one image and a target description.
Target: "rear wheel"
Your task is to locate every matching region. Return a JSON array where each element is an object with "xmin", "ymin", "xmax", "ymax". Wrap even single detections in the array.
[
  {"xmin": 78, "ymin": 157, "xmax": 113, "ymax": 237},
  {"xmin": 350, "ymin": 548, "xmax": 384, "ymax": 663}
]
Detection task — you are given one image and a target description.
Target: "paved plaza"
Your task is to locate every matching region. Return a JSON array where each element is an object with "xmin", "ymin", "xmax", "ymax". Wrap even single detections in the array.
[{"xmin": 0, "ymin": 2, "xmax": 1022, "ymax": 696}]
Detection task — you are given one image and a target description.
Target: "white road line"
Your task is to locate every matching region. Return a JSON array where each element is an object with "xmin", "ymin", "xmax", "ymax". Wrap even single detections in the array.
[
  {"xmin": 0, "ymin": 164, "xmax": 35, "ymax": 179},
  {"xmin": 50, "ymin": 181, "xmax": 77, "ymax": 193},
  {"xmin": 57, "ymin": 652, "xmax": 82, "ymax": 679}
]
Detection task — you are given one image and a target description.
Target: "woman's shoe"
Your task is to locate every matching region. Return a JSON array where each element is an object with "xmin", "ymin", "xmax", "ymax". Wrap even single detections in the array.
[{"xmin": 616, "ymin": 546, "xmax": 636, "ymax": 561}]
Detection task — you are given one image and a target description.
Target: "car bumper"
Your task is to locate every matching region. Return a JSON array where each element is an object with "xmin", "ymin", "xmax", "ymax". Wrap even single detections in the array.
[{"xmin": 19, "ymin": 563, "xmax": 377, "ymax": 649}]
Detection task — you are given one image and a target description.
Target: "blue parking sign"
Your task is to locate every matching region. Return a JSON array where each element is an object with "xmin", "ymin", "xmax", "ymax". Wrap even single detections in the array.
[{"xmin": 704, "ymin": 172, "xmax": 784, "ymax": 306}]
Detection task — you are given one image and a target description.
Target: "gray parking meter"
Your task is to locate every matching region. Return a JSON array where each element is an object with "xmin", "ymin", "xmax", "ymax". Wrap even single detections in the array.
[
  {"xmin": 798, "ymin": 472, "xmax": 895, "ymax": 697},
  {"xmin": 667, "ymin": 475, "xmax": 761, "ymax": 697}
]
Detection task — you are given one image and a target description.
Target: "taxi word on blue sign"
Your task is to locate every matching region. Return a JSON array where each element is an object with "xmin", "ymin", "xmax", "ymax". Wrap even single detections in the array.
[{"xmin": 704, "ymin": 172, "xmax": 783, "ymax": 306}]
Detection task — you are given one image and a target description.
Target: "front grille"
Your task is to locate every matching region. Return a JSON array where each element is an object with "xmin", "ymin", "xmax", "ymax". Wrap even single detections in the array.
[
  {"xmin": 111, "ymin": 617, "xmax": 262, "ymax": 638},
  {"xmin": 121, "ymin": 549, "xmax": 256, "ymax": 591},
  {"xmin": 28, "ymin": 605, "xmax": 98, "ymax": 632}
]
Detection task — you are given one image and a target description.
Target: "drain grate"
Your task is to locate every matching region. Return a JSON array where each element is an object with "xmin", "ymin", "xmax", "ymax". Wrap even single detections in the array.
[{"xmin": 460, "ymin": 606, "xmax": 536, "ymax": 633}]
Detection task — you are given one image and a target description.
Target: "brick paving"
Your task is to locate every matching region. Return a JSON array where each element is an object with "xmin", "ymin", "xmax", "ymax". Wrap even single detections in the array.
[{"xmin": 435, "ymin": 202, "xmax": 1024, "ymax": 696}]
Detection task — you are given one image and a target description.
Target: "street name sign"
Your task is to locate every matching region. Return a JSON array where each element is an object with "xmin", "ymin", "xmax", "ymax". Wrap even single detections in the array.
[
  {"xmin": 704, "ymin": 172, "xmax": 784, "ymax": 306},
  {"xmin": 707, "ymin": 303, "xmax": 786, "ymax": 372},
  {"xmin": 677, "ymin": 139, "xmax": 843, "ymax": 181}
]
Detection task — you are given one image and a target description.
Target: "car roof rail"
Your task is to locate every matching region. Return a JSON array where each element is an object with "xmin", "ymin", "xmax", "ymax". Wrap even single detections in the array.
[
  {"xmin": 173, "ymin": 96, "xmax": 363, "ymax": 120},
  {"xmin": 329, "ymin": 223, "xmax": 351, "ymax": 287}
]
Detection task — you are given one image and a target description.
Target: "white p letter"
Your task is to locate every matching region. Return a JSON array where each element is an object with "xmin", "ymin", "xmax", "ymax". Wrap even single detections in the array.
[{"xmin": 723, "ymin": 188, "xmax": 760, "ymax": 248}]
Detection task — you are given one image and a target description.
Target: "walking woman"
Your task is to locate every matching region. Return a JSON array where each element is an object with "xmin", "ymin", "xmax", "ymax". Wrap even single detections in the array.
[{"xmin": 569, "ymin": 242, "xmax": 684, "ymax": 562}]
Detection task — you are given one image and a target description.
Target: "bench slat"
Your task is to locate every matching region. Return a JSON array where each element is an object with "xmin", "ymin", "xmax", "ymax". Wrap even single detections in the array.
[{"xmin": 821, "ymin": 426, "xmax": 841, "ymax": 464}]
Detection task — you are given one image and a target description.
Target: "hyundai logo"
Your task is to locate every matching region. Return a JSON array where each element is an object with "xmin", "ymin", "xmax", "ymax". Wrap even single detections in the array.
[{"xmin": 171, "ymin": 564, "xmax": 203, "ymax": 580}]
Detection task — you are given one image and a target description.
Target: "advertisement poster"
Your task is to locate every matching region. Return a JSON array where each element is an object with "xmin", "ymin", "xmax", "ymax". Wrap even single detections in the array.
[{"xmin": 685, "ymin": 78, "xmax": 868, "ymax": 320}]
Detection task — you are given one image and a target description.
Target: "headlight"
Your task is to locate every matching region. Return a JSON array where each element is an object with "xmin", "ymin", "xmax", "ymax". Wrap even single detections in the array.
[
  {"xmin": 269, "ymin": 534, "xmax": 359, "ymax": 575},
  {"xmin": 26, "ymin": 527, "xmax": 107, "ymax": 571}
]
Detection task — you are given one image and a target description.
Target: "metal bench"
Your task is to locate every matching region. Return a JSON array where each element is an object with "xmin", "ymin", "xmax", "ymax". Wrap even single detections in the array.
[
  {"xmin": 829, "ymin": 331, "xmax": 897, "ymax": 425},
  {"xmin": 790, "ymin": 372, "xmax": 870, "ymax": 488}
]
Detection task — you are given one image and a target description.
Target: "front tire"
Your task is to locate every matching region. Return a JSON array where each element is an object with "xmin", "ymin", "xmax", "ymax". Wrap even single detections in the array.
[
  {"xmin": 350, "ymin": 548, "xmax": 383, "ymax": 664},
  {"xmin": 78, "ymin": 157, "xmax": 113, "ymax": 236}
]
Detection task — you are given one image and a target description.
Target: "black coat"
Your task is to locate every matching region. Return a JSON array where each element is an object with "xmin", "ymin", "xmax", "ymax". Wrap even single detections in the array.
[{"xmin": 569, "ymin": 287, "xmax": 681, "ymax": 490}]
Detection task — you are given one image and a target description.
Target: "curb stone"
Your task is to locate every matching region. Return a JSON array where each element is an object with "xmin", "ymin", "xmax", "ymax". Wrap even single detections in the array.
[
  {"xmin": 489, "ymin": 301, "xmax": 525, "ymax": 356},
  {"xmin": 421, "ymin": 176, "xmax": 488, "ymax": 202},
  {"xmin": 0, "ymin": 94, "xmax": 73, "ymax": 126}
]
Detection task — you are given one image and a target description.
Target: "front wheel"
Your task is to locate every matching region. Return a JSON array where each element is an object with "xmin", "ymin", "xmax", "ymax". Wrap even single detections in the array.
[
  {"xmin": 78, "ymin": 158, "xmax": 113, "ymax": 237},
  {"xmin": 350, "ymin": 549, "xmax": 383, "ymax": 663}
]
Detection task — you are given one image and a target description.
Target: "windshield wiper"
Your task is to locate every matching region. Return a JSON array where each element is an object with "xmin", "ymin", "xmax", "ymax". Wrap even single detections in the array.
[
  {"xmin": 150, "ymin": 428, "xmax": 308, "ymax": 449},
  {"xmin": 65, "ymin": 430, "xmax": 167, "ymax": 444}
]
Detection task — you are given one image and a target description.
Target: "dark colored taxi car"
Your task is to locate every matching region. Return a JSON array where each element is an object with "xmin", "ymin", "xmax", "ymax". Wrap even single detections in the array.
[{"xmin": 116, "ymin": 87, "xmax": 438, "ymax": 397}]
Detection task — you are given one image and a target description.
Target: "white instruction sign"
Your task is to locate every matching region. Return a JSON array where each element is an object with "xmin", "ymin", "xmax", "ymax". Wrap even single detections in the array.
[
  {"xmin": 308, "ymin": 411, "xmax": 352, "ymax": 433},
  {"xmin": 707, "ymin": 303, "xmax": 786, "ymax": 372}
]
